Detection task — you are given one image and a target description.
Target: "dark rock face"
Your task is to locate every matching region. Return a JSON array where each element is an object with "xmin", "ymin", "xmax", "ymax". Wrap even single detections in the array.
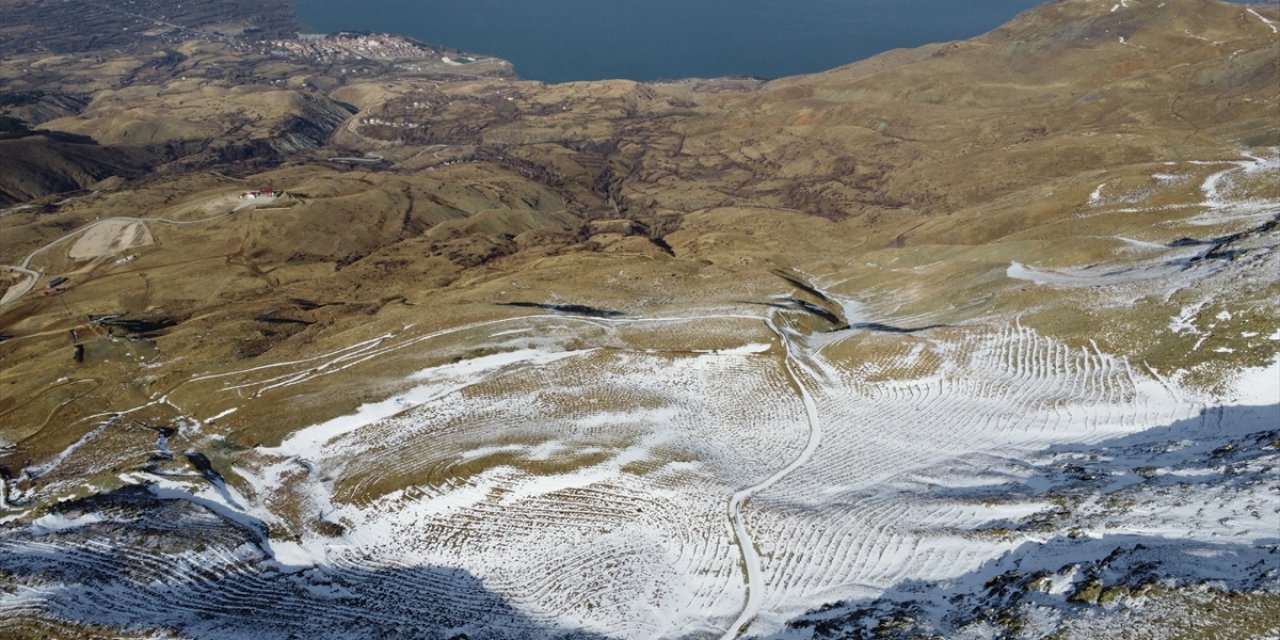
[{"xmin": 0, "ymin": 132, "xmax": 153, "ymax": 206}]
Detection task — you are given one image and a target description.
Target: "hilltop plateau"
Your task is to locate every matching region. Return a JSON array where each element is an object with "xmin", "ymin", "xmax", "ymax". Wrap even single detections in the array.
[{"xmin": 1, "ymin": 1, "xmax": 1278, "ymax": 638}]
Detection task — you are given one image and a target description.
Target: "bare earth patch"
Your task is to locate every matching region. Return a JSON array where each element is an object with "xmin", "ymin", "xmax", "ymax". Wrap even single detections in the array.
[{"xmin": 67, "ymin": 220, "xmax": 153, "ymax": 261}]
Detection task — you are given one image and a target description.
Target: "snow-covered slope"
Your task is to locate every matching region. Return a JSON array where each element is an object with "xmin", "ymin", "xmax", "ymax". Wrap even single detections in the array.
[{"xmin": 1, "ymin": 298, "xmax": 1275, "ymax": 638}]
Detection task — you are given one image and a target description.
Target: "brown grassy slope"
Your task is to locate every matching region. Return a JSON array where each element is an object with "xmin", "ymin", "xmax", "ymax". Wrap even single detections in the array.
[
  {"xmin": 0, "ymin": 0, "xmax": 1276, "ymax": 492},
  {"xmin": 647, "ymin": 0, "xmax": 1278, "ymax": 245}
]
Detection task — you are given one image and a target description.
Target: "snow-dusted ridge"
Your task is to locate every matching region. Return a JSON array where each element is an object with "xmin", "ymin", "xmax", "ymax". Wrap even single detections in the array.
[
  {"xmin": 2, "ymin": 302, "xmax": 1275, "ymax": 638},
  {"xmin": 1, "ymin": 151, "xmax": 1278, "ymax": 637}
]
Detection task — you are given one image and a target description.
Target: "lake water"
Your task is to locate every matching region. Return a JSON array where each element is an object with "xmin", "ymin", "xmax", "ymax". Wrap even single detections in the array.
[{"xmin": 293, "ymin": 0, "xmax": 1049, "ymax": 82}]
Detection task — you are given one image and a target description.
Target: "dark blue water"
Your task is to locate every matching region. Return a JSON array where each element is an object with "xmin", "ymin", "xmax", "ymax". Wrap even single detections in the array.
[
  {"xmin": 294, "ymin": 0, "xmax": 1067, "ymax": 82},
  {"xmin": 294, "ymin": 0, "xmax": 1052, "ymax": 81}
]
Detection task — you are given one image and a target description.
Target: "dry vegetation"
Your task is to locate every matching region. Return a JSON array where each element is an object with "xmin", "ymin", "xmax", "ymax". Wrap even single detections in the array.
[{"xmin": 1, "ymin": 0, "xmax": 1278, "ymax": 637}]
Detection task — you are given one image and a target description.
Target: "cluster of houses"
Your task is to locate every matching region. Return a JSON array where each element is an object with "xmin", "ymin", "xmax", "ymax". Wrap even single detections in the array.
[
  {"xmin": 360, "ymin": 117, "xmax": 422, "ymax": 130},
  {"xmin": 266, "ymin": 33, "xmax": 436, "ymax": 64}
]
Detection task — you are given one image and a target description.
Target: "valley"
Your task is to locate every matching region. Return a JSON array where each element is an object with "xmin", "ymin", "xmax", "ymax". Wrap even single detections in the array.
[{"xmin": 1, "ymin": 0, "xmax": 1278, "ymax": 638}]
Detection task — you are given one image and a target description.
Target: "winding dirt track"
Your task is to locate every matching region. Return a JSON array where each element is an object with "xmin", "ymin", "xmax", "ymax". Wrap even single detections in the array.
[
  {"xmin": 0, "ymin": 302, "xmax": 1237, "ymax": 638},
  {"xmin": 0, "ymin": 196, "xmax": 274, "ymax": 309},
  {"xmin": 719, "ymin": 317, "xmax": 823, "ymax": 639}
]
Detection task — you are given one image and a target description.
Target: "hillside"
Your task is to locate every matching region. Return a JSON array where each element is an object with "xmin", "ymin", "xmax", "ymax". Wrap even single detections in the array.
[{"xmin": 0, "ymin": 0, "xmax": 1277, "ymax": 638}]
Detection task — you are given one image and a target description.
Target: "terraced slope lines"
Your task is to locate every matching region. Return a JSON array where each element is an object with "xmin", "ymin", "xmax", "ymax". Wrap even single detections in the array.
[
  {"xmin": 4, "ymin": 295, "xmax": 1277, "ymax": 638},
  {"xmin": 2, "ymin": 0, "xmax": 1279, "ymax": 638}
]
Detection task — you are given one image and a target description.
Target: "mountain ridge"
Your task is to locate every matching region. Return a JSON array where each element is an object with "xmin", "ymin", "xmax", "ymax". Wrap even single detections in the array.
[{"xmin": 1, "ymin": 1, "xmax": 1277, "ymax": 638}]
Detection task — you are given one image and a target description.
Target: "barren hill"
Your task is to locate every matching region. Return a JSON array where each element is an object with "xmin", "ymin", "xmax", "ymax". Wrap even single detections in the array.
[{"xmin": 0, "ymin": 1, "xmax": 1277, "ymax": 638}]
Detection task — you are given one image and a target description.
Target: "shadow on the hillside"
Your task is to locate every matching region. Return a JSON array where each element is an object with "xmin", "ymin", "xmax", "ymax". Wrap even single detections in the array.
[
  {"xmin": 759, "ymin": 531, "xmax": 1279, "ymax": 639},
  {"xmin": 846, "ymin": 321, "xmax": 947, "ymax": 334},
  {"xmin": 931, "ymin": 402, "xmax": 1279, "ymax": 501},
  {"xmin": 0, "ymin": 486, "xmax": 612, "ymax": 640},
  {"xmin": 498, "ymin": 301, "xmax": 623, "ymax": 318},
  {"xmin": 759, "ymin": 402, "xmax": 1280, "ymax": 638}
]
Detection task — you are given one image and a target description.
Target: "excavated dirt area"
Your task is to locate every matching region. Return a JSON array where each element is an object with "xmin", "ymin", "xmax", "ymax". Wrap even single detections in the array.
[{"xmin": 67, "ymin": 220, "xmax": 154, "ymax": 261}]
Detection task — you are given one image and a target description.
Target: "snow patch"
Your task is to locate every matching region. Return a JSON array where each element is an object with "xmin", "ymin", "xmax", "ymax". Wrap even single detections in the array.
[
  {"xmin": 1223, "ymin": 357, "xmax": 1280, "ymax": 406},
  {"xmin": 1246, "ymin": 7, "xmax": 1279, "ymax": 34},
  {"xmin": 1088, "ymin": 182, "xmax": 1107, "ymax": 205},
  {"xmin": 30, "ymin": 512, "xmax": 107, "ymax": 534},
  {"xmin": 205, "ymin": 407, "xmax": 238, "ymax": 423},
  {"xmin": 696, "ymin": 342, "xmax": 773, "ymax": 356},
  {"xmin": 268, "ymin": 348, "xmax": 584, "ymax": 459},
  {"xmin": 1007, "ymin": 261, "xmax": 1046, "ymax": 285}
]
